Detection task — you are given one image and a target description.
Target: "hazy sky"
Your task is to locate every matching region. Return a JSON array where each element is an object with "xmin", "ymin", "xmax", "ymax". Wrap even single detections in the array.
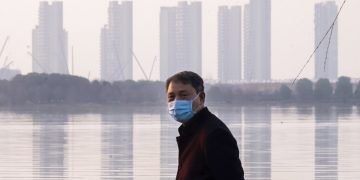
[{"xmin": 0, "ymin": 0, "xmax": 359, "ymax": 81}]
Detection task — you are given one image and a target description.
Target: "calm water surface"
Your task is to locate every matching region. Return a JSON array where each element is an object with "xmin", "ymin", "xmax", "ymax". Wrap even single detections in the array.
[{"xmin": 0, "ymin": 105, "xmax": 359, "ymax": 180}]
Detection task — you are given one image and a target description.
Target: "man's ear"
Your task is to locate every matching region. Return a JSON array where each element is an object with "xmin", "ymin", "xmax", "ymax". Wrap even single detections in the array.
[{"xmin": 199, "ymin": 92, "xmax": 205, "ymax": 104}]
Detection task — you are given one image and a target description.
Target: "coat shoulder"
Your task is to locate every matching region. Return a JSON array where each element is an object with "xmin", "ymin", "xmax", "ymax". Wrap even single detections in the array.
[{"xmin": 201, "ymin": 110, "xmax": 232, "ymax": 137}]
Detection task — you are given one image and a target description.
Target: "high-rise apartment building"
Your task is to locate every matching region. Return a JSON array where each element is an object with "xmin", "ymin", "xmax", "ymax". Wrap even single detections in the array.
[
  {"xmin": 160, "ymin": 2, "xmax": 202, "ymax": 81},
  {"xmin": 244, "ymin": 0, "xmax": 271, "ymax": 81},
  {"xmin": 218, "ymin": 6, "xmax": 242, "ymax": 83},
  {"xmin": 314, "ymin": 1, "xmax": 338, "ymax": 81},
  {"xmin": 101, "ymin": 1, "xmax": 133, "ymax": 81},
  {"xmin": 32, "ymin": 1, "xmax": 68, "ymax": 74}
]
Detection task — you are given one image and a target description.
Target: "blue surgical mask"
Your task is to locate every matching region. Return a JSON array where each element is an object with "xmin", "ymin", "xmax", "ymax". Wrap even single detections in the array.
[{"xmin": 168, "ymin": 94, "xmax": 200, "ymax": 123}]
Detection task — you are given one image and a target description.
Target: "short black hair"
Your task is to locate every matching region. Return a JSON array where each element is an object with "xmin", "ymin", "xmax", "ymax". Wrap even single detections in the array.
[{"xmin": 166, "ymin": 71, "xmax": 204, "ymax": 93}]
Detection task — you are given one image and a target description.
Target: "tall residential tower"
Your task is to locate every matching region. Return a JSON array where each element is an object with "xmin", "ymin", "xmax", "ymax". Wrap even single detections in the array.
[
  {"xmin": 32, "ymin": 1, "xmax": 68, "ymax": 74},
  {"xmin": 160, "ymin": 2, "xmax": 202, "ymax": 81},
  {"xmin": 244, "ymin": 0, "xmax": 271, "ymax": 81},
  {"xmin": 314, "ymin": 1, "xmax": 338, "ymax": 81},
  {"xmin": 218, "ymin": 6, "xmax": 242, "ymax": 83},
  {"xmin": 101, "ymin": 1, "xmax": 133, "ymax": 81}
]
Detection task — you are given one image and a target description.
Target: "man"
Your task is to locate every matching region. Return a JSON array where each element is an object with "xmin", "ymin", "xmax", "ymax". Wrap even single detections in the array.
[{"xmin": 166, "ymin": 71, "xmax": 245, "ymax": 180}]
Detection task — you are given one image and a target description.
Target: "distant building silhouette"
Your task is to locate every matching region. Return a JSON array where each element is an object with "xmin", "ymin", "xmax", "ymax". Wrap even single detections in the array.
[
  {"xmin": 160, "ymin": 2, "xmax": 202, "ymax": 81},
  {"xmin": 101, "ymin": 1, "xmax": 133, "ymax": 82},
  {"xmin": 218, "ymin": 6, "xmax": 242, "ymax": 83},
  {"xmin": 244, "ymin": 0, "xmax": 271, "ymax": 82},
  {"xmin": 315, "ymin": 1, "xmax": 338, "ymax": 81},
  {"xmin": 32, "ymin": 1, "xmax": 68, "ymax": 74}
]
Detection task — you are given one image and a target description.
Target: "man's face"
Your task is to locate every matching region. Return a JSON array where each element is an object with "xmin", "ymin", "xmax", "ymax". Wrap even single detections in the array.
[{"xmin": 167, "ymin": 81, "xmax": 204, "ymax": 112}]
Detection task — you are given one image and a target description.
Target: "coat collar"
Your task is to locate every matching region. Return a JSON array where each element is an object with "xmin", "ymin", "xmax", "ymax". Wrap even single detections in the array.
[{"xmin": 178, "ymin": 106, "xmax": 208, "ymax": 137}]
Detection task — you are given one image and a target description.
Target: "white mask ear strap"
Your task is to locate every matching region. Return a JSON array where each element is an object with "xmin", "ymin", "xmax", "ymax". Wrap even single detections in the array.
[
  {"xmin": 192, "ymin": 93, "xmax": 200, "ymax": 101},
  {"xmin": 192, "ymin": 93, "xmax": 204, "ymax": 113}
]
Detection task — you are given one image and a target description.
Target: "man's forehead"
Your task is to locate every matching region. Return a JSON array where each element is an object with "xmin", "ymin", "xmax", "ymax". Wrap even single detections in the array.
[{"xmin": 167, "ymin": 81, "xmax": 195, "ymax": 93}]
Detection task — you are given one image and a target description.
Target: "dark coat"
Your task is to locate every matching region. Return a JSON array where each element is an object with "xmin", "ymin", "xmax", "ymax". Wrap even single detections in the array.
[{"xmin": 176, "ymin": 107, "xmax": 245, "ymax": 180}]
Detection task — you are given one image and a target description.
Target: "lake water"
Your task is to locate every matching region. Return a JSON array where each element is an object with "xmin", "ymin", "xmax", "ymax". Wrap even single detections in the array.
[{"xmin": 0, "ymin": 104, "xmax": 359, "ymax": 180}]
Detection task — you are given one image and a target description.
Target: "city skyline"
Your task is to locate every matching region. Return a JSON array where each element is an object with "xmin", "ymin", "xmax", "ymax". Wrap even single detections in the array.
[{"xmin": 0, "ymin": 0, "xmax": 359, "ymax": 81}]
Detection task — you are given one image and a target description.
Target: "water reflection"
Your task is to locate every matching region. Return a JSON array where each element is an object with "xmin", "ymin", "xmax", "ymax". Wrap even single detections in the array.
[
  {"xmin": 243, "ymin": 106, "xmax": 272, "ymax": 180},
  {"xmin": 67, "ymin": 114, "xmax": 102, "ymax": 179},
  {"xmin": 0, "ymin": 105, "xmax": 359, "ymax": 179},
  {"xmin": 0, "ymin": 113, "xmax": 33, "ymax": 179},
  {"xmin": 132, "ymin": 113, "xmax": 161, "ymax": 179},
  {"xmin": 296, "ymin": 105, "xmax": 313, "ymax": 118},
  {"xmin": 160, "ymin": 113, "xmax": 178, "ymax": 180},
  {"xmin": 337, "ymin": 106, "xmax": 360, "ymax": 179},
  {"xmin": 272, "ymin": 106, "xmax": 315, "ymax": 180},
  {"xmin": 335, "ymin": 105, "xmax": 353, "ymax": 118},
  {"xmin": 101, "ymin": 113, "xmax": 133, "ymax": 180},
  {"xmin": 32, "ymin": 113, "xmax": 68, "ymax": 179},
  {"xmin": 315, "ymin": 105, "xmax": 338, "ymax": 180}
]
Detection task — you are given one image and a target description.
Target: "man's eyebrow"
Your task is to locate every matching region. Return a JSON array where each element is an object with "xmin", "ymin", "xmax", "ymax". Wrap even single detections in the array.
[
  {"xmin": 178, "ymin": 90, "xmax": 189, "ymax": 94},
  {"xmin": 168, "ymin": 89, "xmax": 191, "ymax": 95}
]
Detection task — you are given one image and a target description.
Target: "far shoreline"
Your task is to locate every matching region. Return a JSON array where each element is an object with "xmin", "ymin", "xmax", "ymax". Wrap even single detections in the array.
[{"xmin": 0, "ymin": 101, "xmax": 358, "ymax": 114}]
